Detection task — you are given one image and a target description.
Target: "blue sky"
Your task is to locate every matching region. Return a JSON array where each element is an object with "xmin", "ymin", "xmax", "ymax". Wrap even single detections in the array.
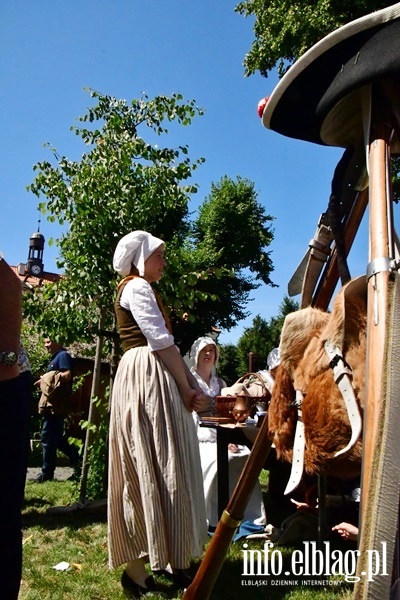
[{"xmin": 1, "ymin": 1, "xmax": 372, "ymax": 345}]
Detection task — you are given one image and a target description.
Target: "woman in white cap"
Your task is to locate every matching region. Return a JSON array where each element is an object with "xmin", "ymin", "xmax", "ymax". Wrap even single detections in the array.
[
  {"xmin": 190, "ymin": 336, "xmax": 266, "ymax": 534},
  {"xmin": 108, "ymin": 231, "xmax": 208, "ymax": 598}
]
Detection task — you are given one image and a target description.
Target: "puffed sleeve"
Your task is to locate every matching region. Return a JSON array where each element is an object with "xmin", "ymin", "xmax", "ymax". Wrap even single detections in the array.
[
  {"xmin": 120, "ymin": 278, "xmax": 175, "ymax": 351},
  {"xmin": 57, "ymin": 351, "xmax": 73, "ymax": 372}
]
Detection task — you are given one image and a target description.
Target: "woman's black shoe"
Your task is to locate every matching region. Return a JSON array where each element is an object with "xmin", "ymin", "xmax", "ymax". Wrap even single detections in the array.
[
  {"xmin": 121, "ymin": 571, "xmax": 169, "ymax": 598},
  {"xmin": 173, "ymin": 569, "xmax": 193, "ymax": 589},
  {"xmin": 153, "ymin": 568, "xmax": 193, "ymax": 589}
]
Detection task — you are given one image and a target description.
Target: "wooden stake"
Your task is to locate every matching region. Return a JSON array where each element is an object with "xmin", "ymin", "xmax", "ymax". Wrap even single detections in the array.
[
  {"xmin": 183, "ymin": 417, "xmax": 272, "ymax": 600},
  {"xmin": 360, "ymin": 99, "xmax": 393, "ymax": 524}
]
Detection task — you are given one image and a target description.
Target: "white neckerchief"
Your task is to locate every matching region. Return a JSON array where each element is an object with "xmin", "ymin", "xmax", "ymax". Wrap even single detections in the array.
[{"xmin": 191, "ymin": 367, "xmax": 220, "ymax": 397}]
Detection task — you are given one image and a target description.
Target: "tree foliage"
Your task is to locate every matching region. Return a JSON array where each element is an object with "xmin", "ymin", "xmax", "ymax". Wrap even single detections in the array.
[
  {"xmin": 25, "ymin": 90, "xmax": 207, "ymax": 344},
  {"xmin": 21, "ymin": 322, "xmax": 49, "ymax": 381},
  {"xmin": 218, "ymin": 343, "xmax": 242, "ymax": 386},
  {"xmin": 237, "ymin": 314, "xmax": 272, "ymax": 374},
  {"xmin": 234, "ymin": 1, "xmax": 400, "ymax": 201},
  {"xmin": 25, "ymin": 90, "xmax": 275, "ymax": 353},
  {"xmin": 236, "ymin": 295, "xmax": 299, "ymax": 375},
  {"xmin": 235, "ymin": 0, "xmax": 392, "ymax": 78},
  {"xmin": 172, "ymin": 176, "xmax": 275, "ymax": 352},
  {"xmin": 192, "ymin": 176, "xmax": 274, "ymax": 285},
  {"xmin": 21, "ymin": 322, "xmax": 49, "ymax": 436}
]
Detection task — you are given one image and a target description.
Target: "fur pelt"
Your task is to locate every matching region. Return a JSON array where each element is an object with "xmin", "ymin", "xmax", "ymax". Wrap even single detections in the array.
[{"xmin": 268, "ymin": 279, "xmax": 367, "ymax": 477}]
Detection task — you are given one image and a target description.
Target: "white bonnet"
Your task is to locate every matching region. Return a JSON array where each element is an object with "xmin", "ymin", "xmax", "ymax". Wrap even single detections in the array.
[
  {"xmin": 267, "ymin": 347, "xmax": 280, "ymax": 370},
  {"xmin": 190, "ymin": 336, "xmax": 219, "ymax": 366},
  {"xmin": 113, "ymin": 230, "xmax": 164, "ymax": 277}
]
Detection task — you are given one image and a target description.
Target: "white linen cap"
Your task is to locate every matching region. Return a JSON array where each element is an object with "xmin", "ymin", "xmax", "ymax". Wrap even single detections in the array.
[
  {"xmin": 113, "ymin": 230, "xmax": 164, "ymax": 277},
  {"xmin": 267, "ymin": 347, "xmax": 280, "ymax": 370},
  {"xmin": 190, "ymin": 336, "xmax": 219, "ymax": 366}
]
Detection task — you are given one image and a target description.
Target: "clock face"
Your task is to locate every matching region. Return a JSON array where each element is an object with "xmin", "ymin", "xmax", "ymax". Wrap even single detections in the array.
[{"xmin": 30, "ymin": 264, "xmax": 42, "ymax": 275}]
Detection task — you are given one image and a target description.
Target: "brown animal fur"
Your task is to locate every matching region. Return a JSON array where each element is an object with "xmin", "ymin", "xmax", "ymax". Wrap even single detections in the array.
[{"xmin": 269, "ymin": 280, "xmax": 367, "ymax": 478}]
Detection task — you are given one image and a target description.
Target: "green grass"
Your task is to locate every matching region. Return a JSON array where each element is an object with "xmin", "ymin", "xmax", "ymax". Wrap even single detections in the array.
[{"xmin": 21, "ymin": 478, "xmax": 354, "ymax": 599}]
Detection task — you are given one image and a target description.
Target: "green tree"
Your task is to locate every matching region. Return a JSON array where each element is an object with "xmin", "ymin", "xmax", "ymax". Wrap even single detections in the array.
[
  {"xmin": 21, "ymin": 321, "xmax": 49, "ymax": 437},
  {"xmin": 218, "ymin": 343, "xmax": 241, "ymax": 386},
  {"xmin": 234, "ymin": 1, "xmax": 400, "ymax": 201},
  {"xmin": 237, "ymin": 314, "xmax": 272, "ymax": 374},
  {"xmin": 236, "ymin": 295, "xmax": 299, "ymax": 375},
  {"xmin": 25, "ymin": 89, "xmax": 207, "ymax": 344},
  {"xmin": 24, "ymin": 90, "xmax": 211, "ymax": 499},
  {"xmin": 25, "ymin": 92, "xmax": 276, "ymax": 354},
  {"xmin": 171, "ymin": 175, "xmax": 276, "ymax": 353},
  {"xmin": 21, "ymin": 322, "xmax": 49, "ymax": 381},
  {"xmin": 24, "ymin": 91, "xmax": 277, "ymax": 498},
  {"xmin": 235, "ymin": 0, "xmax": 392, "ymax": 78},
  {"xmin": 267, "ymin": 295, "xmax": 299, "ymax": 347}
]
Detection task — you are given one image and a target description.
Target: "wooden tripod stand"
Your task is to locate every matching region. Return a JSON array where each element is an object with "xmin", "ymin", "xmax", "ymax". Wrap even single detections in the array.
[{"xmin": 184, "ymin": 47, "xmax": 400, "ymax": 600}]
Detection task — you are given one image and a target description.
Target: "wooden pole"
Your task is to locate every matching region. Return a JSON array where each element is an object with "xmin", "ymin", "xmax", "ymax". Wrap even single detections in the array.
[
  {"xmin": 78, "ymin": 307, "xmax": 105, "ymax": 500},
  {"xmin": 183, "ymin": 416, "xmax": 272, "ymax": 600},
  {"xmin": 248, "ymin": 352, "xmax": 254, "ymax": 372},
  {"xmin": 360, "ymin": 90, "xmax": 393, "ymax": 525}
]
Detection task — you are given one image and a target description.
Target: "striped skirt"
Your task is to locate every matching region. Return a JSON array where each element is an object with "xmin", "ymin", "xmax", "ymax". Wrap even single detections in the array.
[{"xmin": 108, "ymin": 346, "xmax": 207, "ymax": 570}]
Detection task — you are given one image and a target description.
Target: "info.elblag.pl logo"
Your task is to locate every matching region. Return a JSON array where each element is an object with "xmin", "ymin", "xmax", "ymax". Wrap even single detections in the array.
[{"xmin": 241, "ymin": 541, "xmax": 388, "ymax": 584}]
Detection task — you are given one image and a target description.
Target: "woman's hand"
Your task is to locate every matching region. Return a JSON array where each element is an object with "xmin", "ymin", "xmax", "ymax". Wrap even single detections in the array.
[
  {"xmin": 179, "ymin": 385, "xmax": 209, "ymax": 413},
  {"xmin": 290, "ymin": 498, "xmax": 317, "ymax": 513},
  {"xmin": 180, "ymin": 386, "xmax": 208, "ymax": 412},
  {"xmin": 179, "ymin": 387, "xmax": 197, "ymax": 412},
  {"xmin": 191, "ymin": 391, "xmax": 212, "ymax": 414},
  {"xmin": 291, "ymin": 498, "xmax": 310, "ymax": 510},
  {"xmin": 332, "ymin": 522, "xmax": 358, "ymax": 541},
  {"xmin": 156, "ymin": 345, "xmax": 200, "ymax": 412},
  {"xmin": 190, "ymin": 389, "xmax": 208, "ymax": 413}
]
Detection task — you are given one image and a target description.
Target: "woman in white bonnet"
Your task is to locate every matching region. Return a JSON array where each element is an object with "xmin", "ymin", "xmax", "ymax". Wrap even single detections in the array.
[
  {"xmin": 190, "ymin": 336, "xmax": 266, "ymax": 534},
  {"xmin": 108, "ymin": 231, "xmax": 208, "ymax": 597}
]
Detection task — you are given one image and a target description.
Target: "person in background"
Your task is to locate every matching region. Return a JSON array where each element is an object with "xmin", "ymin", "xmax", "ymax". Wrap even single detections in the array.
[
  {"xmin": 0, "ymin": 255, "xmax": 32, "ymax": 599},
  {"xmin": 108, "ymin": 231, "xmax": 208, "ymax": 598},
  {"xmin": 34, "ymin": 338, "xmax": 81, "ymax": 483},
  {"xmin": 262, "ymin": 347, "xmax": 295, "ymax": 513},
  {"xmin": 190, "ymin": 336, "xmax": 266, "ymax": 535},
  {"xmin": 264, "ymin": 485, "xmax": 319, "ymax": 544},
  {"xmin": 332, "ymin": 521, "xmax": 358, "ymax": 541},
  {"xmin": 332, "ymin": 522, "xmax": 400, "ymax": 600}
]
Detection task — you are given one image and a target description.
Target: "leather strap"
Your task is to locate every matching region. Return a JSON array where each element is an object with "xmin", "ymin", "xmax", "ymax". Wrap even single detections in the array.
[
  {"xmin": 301, "ymin": 217, "xmax": 334, "ymax": 308},
  {"xmin": 288, "ymin": 144, "xmax": 368, "ymax": 305},
  {"xmin": 288, "ymin": 213, "xmax": 333, "ymax": 305},
  {"xmin": 284, "ymin": 338, "xmax": 362, "ymax": 494},
  {"xmin": 284, "ymin": 390, "xmax": 306, "ymax": 495},
  {"xmin": 324, "ymin": 340, "xmax": 362, "ymax": 457}
]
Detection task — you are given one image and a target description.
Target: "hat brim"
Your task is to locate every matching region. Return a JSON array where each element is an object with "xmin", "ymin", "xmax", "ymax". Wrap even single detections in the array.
[{"xmin": 262, "ymin": 3, "xmax": 400, "ymax": 147}]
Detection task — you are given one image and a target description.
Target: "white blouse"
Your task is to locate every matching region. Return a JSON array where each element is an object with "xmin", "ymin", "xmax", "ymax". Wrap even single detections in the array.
[
  {"xmin": 120, "ymin": 277, "xmax": 174, "ymax": 352},
  {"xmin": 190, "ymin": 369, "xmax": 222, "ymax": 398}
]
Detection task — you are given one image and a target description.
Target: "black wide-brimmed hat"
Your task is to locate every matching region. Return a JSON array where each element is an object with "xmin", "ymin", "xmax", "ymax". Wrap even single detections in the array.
[{"xmin": 262, "ymin": 3, "xmax": 400, "ymax": 148}]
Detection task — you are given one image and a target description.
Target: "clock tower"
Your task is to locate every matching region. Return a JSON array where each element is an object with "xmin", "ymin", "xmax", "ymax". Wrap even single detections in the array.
[{"xmin": 26, "ymin": 230, "xmax": 45, "ymax": 277}]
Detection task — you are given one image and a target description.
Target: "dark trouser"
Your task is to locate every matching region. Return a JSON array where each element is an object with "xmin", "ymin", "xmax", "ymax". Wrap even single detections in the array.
[
  {"xmin": 0, "ymin": 371, "xmax": 32, "ymax": 599},
  {"xmin": 41, "ymin": 413, "xmax": 80, "ymax": 477}
]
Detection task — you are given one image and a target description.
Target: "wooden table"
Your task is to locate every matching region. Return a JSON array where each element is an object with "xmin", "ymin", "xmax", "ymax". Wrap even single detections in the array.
[{"xmin": 199, "ymin": 420, "xmax": 259, "ymax": 520}]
